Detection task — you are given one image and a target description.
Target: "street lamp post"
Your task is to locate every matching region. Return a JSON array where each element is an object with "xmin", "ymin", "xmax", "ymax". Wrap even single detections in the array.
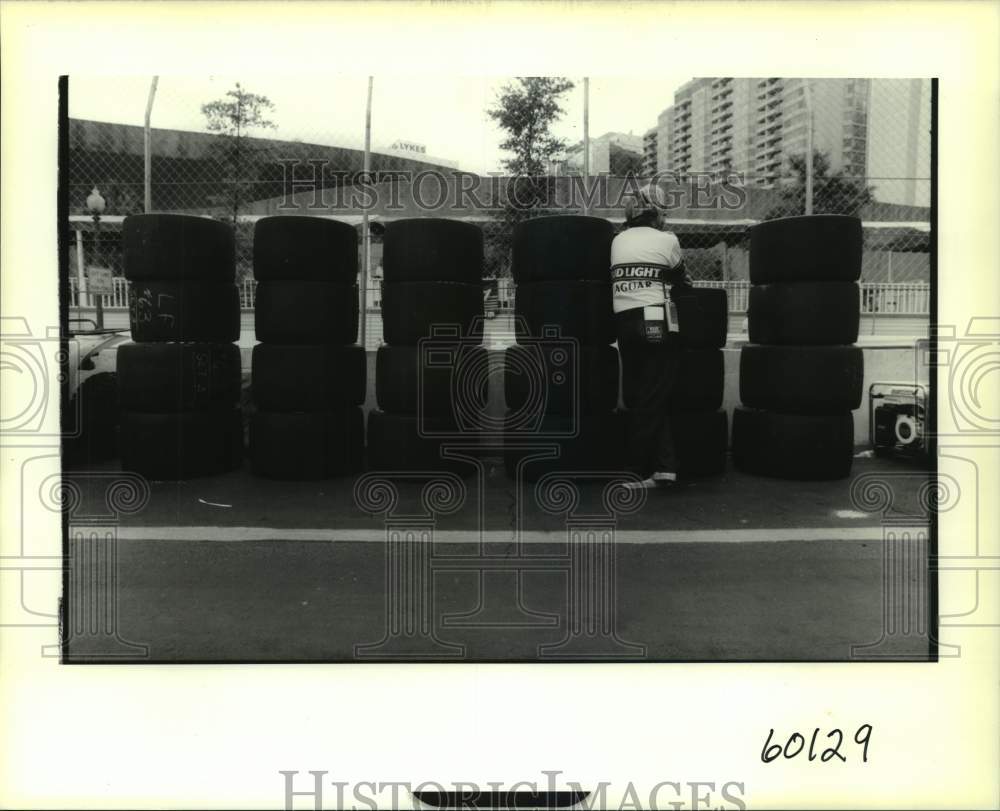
[{"xmin": 86, "ymin": 186, "xmax": 106, "ymax": 328}]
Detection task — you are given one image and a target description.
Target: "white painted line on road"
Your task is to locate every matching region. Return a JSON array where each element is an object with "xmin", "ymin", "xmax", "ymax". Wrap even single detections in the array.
[
  {"xmin": 833, "ymin": 510, "xmax": 871, "ymax": 519},
  {"xmin": 106, "ymin": 526, "xmax": 918, "ymax": 545}
]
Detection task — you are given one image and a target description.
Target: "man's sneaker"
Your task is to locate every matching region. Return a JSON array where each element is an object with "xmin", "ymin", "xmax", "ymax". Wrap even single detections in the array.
[
  {"xmin": 652, "ymin": 472, "xmax": 677, "ymax": 484},
  {"xmin": 622, "ymin": 477, "xmax": 658, "ymax": 491}
]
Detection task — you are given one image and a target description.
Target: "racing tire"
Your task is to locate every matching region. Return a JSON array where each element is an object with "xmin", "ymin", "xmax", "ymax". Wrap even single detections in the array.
[
  {"xmin": 514, "ymin": 281, "xmax": 615, "ymax": 346},
  {"xmin": 120, "ymin": 408, "xmax": 243, "ymax": 480},
  {"xmin": 512, "ymin": 215, "xmax": 616, "ymax": 284},
  {"xmin": 504, "ymin": 343, "xmax": 619, "ymax": 417},
  {"xmin": 748, "ymin": 282, "xmax": 860, "ymax": 345},
  {"xmin": 128, "ymin": 280, "xmax": 240, "ymax": 343},
  {"xmin": 740, "ymin": 345, "xmax": 864, "ymax": 414},
  {"xmin": 502, "ymin": 411, "xmax": 626, "ymax": 482},
  {"xmin": 732, "ymin": 406, "xmax": 854, "ymax": 480},
  {"xmin": 620, "ymin": 348, "xmax": 724, "ymax": 412},
  {"xmin": 381, "ymin": 218, "xmax": 484, "ymax": 283},
  {"xmin": 252, "ymin": 216, "xmax": 359, "ymax": 282},
  {"xmin": 381, "ymin": 281, "xmax": 484, "ymax": 344},
  {"xmin": 375, "ymin": 344, "xmax": 489, "ymax": 421},
  {"xmin": 366, "ymin": 410, "xmax": 474, "ymax": 475},
  {"xmin": 123, "ymin": 214, "xmax": 235, "ymax": 282},
  {"xmin": 673, "ymin": 287, "xmax": 728, "ymax": 349},
  {"xmin": 749, "ymin": 214, "xmax": 863, "ymax": 284},
  {"xmin": 623, "ymin": 408, "xmax": 728, "ymax": 478},
  {"xmin": 117, "ymin": 342, "xmax": 241, "ymax": 412},
  {"xmin": 250, "ymin": 408, "xmax": 364, "ymax": 480},
  {"xmin": 254, "ymin": 281, "xmax": 359, "ymax": 344},
  {"xmin": 252, "ymin": 344, "xmax": 367, "ymax": 411},
  {"xmin": 670, "ymin": 409, "xmax": 728, "ymax": 477}
]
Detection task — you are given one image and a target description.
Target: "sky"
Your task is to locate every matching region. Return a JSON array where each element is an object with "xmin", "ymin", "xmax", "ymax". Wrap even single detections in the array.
[{"xmin": 69, "ymin": 75, "xmax": 689, "ymax": 174}]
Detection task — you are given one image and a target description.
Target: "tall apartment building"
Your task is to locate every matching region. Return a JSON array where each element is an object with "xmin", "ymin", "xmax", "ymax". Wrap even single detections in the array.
[
  {"xmin": 655, "ymin": 105, "xmax": 673, "ymax": 175},
  {"xmin": 663, "ymin": 78, "xmax": 713, "ymax": 176},
  {"xmin": 652, "ymin": 77, "xmax": 929, "ymax": 204},
  {"xmin": 771, "ymin": 78, "xmax": 870, "ymax": 182},
  {"xmin": 642, "ymin": 127, "xmax": 658, "ymax": 176},
  {"xmin": 724, "ymin": 77, "xmax": 758, "ymax": 177}
]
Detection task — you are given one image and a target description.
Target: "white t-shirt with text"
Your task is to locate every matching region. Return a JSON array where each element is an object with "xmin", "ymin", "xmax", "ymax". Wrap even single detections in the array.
[{"xmin": 609, "ymin": 226, "xmax": 684, "ymax": 314}]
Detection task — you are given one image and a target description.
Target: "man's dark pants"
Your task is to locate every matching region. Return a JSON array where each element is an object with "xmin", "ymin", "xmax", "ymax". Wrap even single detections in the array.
[{"xmin": 617, "ymin": 308, "xmax": 680, "ymax": 478}]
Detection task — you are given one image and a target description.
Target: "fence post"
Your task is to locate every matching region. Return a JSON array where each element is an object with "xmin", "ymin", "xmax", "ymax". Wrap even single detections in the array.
[
  {"xmin": 360, "ymin": 76, "xmax": 373, "ymax": 350},
  {"xmin": 144, "ymin": 76, "xmax": 159, "ymax": 213},
  {"xmin": 582, "ymin": 77, "xmax": 590, "ymax": 215},
  {"xmin": 803, "ymin": 79, "xmax": 814, "ymax": 215}
]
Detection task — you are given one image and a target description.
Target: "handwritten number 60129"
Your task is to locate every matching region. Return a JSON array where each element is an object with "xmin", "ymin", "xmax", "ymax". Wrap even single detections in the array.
[{"xmin": 762, "ymin": 725, "xmax": 872, "ymax": 763}]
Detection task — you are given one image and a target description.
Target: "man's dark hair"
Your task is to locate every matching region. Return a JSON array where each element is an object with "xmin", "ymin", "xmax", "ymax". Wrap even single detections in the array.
[{"xmin": 626, "ymin": 210, "xmax": 659, "ymax": 228}]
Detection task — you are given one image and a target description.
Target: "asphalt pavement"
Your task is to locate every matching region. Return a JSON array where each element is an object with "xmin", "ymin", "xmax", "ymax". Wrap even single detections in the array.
[{"xmin": 62, "ymin": 455, "xmax": 934, "ymax": 662}]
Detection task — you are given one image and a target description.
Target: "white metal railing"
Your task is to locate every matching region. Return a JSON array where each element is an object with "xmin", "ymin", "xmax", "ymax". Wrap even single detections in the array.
[
  {"xmin": 68, "ymin": 277, "xmax": 258, "ymax": 309},
  {"xmin": 240, "ymin": 277, "xmax": 255, "ymax": 308},
  {"xmin": 858, "ymin": 282, "xmax": 931, "ymax": 315},
  {"xmin": 67, "ymin": 277, "xmax": 931, "ymax": 316},
  {"xmin": 693, "ymin": 280, "xmax": 750, "ymax": 312},
  {"xmin": 68, "ymin": 276, "xmax": 131, "ymax": 308}
]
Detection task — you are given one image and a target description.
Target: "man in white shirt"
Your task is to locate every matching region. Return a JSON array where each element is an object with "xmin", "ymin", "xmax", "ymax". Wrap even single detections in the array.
[{"xmin": 612, "ymin": 184, "xmax": 694, "ymax": 490}]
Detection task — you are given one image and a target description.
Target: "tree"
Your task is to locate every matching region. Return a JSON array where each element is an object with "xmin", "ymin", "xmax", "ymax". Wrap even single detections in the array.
[
  {"xmin": 489, "ymin": 77, "xmax": 575, "ymax": 174},
  {"xmin": 201, "ymin": 83, "xmax": 276, "ymax": 224},
  {"xmin": 765, "ymin": 150, "xmax": 875, "ymax": 220},
  {"xmin": 486, "ymin": 77, "xmax": 575, "ymax": 276},
  {"xmin": 609, "ymin": 143, "xmax": 644, "ymax": 177}
]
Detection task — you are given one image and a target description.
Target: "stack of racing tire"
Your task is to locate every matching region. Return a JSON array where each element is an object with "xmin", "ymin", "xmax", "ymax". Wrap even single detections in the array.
[
  {"xmin": 503, "ymin": 216, "xmax": 623, "ymax": 481},
  {"xmin": 733, "ymin": 214, "xmax": 864, "ymax": 480},
  {"xmin": 620, "ymin": 285, "xmax": 731, "ymax": 478},
  {"xmin": 249, "ymin": 217, "xmax": 365, "ymax": 479},
  {"xmin": 368, "ymin": 218, "xmax": 486, "ymax": 474},
  {"xmin": 119, "ymin": 214, "xmax": 243, "ymax": 480}
]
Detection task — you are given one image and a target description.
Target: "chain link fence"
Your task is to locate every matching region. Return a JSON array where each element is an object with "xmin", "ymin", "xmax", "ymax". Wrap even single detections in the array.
[{"xmin": 67, "ymin": 76, "xmax": 931, "ymax": 345}]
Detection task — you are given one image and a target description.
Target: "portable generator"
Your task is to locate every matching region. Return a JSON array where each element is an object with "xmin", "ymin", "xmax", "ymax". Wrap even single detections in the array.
[{"xmin": 869, "ymin": 382, "xmax": 930, "ymax": 459}]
